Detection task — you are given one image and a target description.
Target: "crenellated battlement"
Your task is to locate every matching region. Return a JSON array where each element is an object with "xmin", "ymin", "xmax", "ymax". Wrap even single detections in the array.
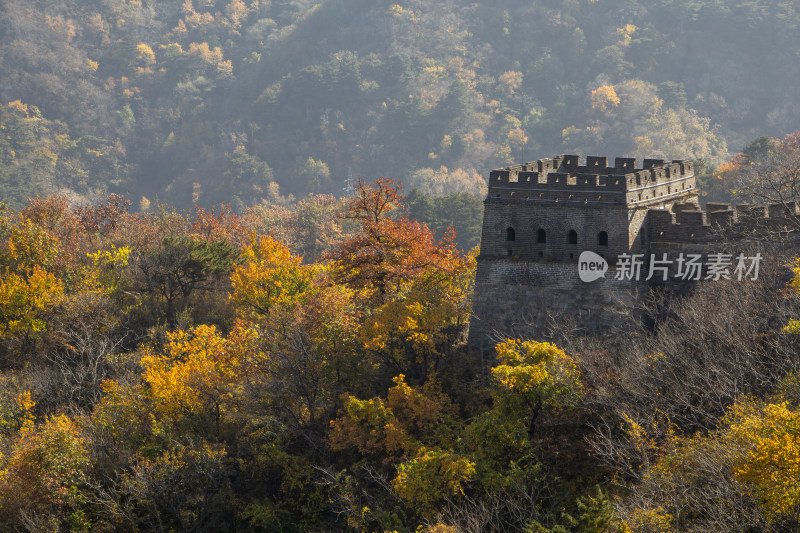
[
  {"xmin": 648, "ymin": 201, "xmax": 800, "ymax": 243},
  {"xmin": 470, "ymin": 152, "xmax": 797, "ymax": 348},
  {"xmin": 489, "ymin": 154, "xmax": 696, "ymax": 207}
]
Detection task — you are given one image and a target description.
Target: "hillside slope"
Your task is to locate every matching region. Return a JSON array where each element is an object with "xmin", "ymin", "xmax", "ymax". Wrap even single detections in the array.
[{"xmin": 1, "ymin": 0, "xmax": 797, "ymax": 207}]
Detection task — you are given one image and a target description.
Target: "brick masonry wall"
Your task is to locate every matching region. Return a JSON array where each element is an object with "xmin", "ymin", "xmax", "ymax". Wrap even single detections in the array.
[
  {"xmin": 480, "ymin": 200, "xmax": 630, "ymax": 262},
  {"xmin": 467, "ymin": 154, "xmax": 702, "ymax": 349},
  {"xmin": 468, "ymin": 260, "xmax": 645, "ymax": 349}
]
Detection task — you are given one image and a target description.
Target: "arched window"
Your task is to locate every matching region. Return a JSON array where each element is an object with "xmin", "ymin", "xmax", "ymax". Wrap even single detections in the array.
[
  {"xmin": 537, "ymin": 228, "xmax": 547, "ymax": 244},
  {"xmin": 567, "ymin": 229, "xmax": 578, "ymax": 245},
  {"xmin": 506, "ymin": 227, "xmax": 516, "ymax": 241},
  {"xmin": 598, "ymin": 231, "xmax": 608, "ymax": 246}
]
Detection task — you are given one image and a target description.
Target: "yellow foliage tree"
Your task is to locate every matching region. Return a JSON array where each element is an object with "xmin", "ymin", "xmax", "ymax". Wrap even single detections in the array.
[
  {"xmin": 3, "ymin": 219, "xmax": 61, "ymax": 274},
  {"xmin": 136, "ymin": 43, "xmax": 155, "ymax": 62},
  {"xmin": 92, "ymin": 378, "xmax": 151, "ymax": 447},
  {"xmin": 619, "ymin": 507, "xmax": 673, "ymax": 533},
  {"xmin": 84, "ymin": 245, "xmax": 131, "ymax": 295},
  {"xmin": 230, "ymin": 234, "xmax": 314, "ymax": 319},
  {"xmin": 301, "ymin": 280, "xmax": 365, "ymax": 388},
  {"xmin": 0, "ymin": 266, "xmax": 64, "ymax": 337},
  {"xmin": 187, "ymin": 42, "xmax": 233, "ymax": 76},
  {"xmin": 728, "ymin": 401, "xmax": 800, "ymax": 517},
  {"xmin": 392, "ymin": 447, "xmax": 475, "ymax": 514},
  {"xmin": 498, "ymin": 70, "xmax": 523, "ymax": 97},
  {"xmin": 591, "ymin": 84, "xmax": 621, "ymax": 113},
  {"xmin": 385, "ymin": 373, "xmax": 460, "ymax": 452},
  {"xmin": 406, "ymin": 166, "xmax": 487, "ymax": 196},
  {"xmin": 328, "ymin": 394, "xmax": 410, "ymax": 456},
  {"xmin": 492, "ymin": 339, "xmax": 583, "ymax": 437},
  {"xmin": 620, "ymin": 397, "xmax": 800, "ymax": 529},
  {"xmin": 359, "ymin": 258, "xmax": 474, "ymax": 380},
  {"xmin": 224, "ymin": 0, "xmax": 251, "ymax": 31},
  {"xmin": 6, "ymin": 100, "xmax": 28, "ymax": 116},
  {"xmin": 329, "ymin": 374, "xmax": 457, "ymax": 456},
  {"xmin": 616, "ymin": 24, "xmax": 638, "ymax": 46},
  {"xmin": 386, "ymin": 374, "xmax": 453, "ymax": 438},
  {"xmin": 141, "ymin": 323, "xmax": 258, "ymax": 430}
]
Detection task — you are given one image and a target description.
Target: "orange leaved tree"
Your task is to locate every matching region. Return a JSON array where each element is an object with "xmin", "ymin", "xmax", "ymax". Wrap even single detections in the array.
[{"xmin": 327, "ymin": 178, "xmax": 474, "ymax": 381}]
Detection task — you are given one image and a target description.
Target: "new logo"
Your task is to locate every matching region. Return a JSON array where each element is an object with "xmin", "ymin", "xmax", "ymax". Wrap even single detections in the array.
[{"xmin": 578, "ymin": 251, "xmax": 608, "ymax": 282}]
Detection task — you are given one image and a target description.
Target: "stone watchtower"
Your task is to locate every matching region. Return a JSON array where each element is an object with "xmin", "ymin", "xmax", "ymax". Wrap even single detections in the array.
[{"xmin": 468, "ymin": 154, "xmax": 698, "ymax": 347}]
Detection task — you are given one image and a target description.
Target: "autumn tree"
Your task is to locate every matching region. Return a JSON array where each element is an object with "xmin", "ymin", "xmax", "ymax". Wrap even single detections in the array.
[
  {"xmin": 590, "ymin": 85, "xmax": 620, "ymax": 113},
  {"xmin": 406, "ymin": 166, "xmax": 487, "ymax": 197},
  {"xmin": 229, "ymin": 233, "xmax": 367, "ymax": 448},
  {"xmin": 392, "ymin": 448, "xmax": 475, "ymax": 516},
  {"xmin": 585, "ymin": 259, "xmax": 800, "ymax": 532},
  {"xmin": 328, "ymin": 178, "xmax": 475, "ymax": 381},
  {"xmin": 248, "ymin": 279, "xmax": 368, "ymax": 443},
  {"xmin": 329, "ymin": 374, "xmax": 470, "ymax": 521},
  {"xmin": 0, "ymin": 266, "xmax": 64, "ymax": 343},
  {"xmin": 73, "ymin": 194, "xmax": 131, "ymax": 241},
  {"xmin": 610, "ymin": 396, "xmax": 800, "ymax": 532},
  {"xmin": 189, "ymin": 203, "xmax": 248, "ymax": 247},
  {"xmin": 140, "ymin": 323, "xmax": 260, "ymax": 438},
  {"xmin": 1, "ymin": 218, "xmax": 61, "ymax": 275},
  {"xmin": 329, "ymin": 374, "xmax": 459, "ymax": 458},
  {"xmin": 229, "ymin": 234, "xmax": 314, "ymax": 319},
  {"xmin": 492, "ymin": 339, "xmax": 583, "ymax": 438},
  {"xmin": 357, "ymin": 257, "xmax": 474, "ymax": 382},
  {"xmin": 329, "ymin": 178, "xmax": 451, "ymax": 302},
  {"xmin": 0, "ymin": 414, "xmax": 91, "ymax": 531},
  {"xmin": 728, "ymin": 401, "xmax": 800, "ymax": 521}
]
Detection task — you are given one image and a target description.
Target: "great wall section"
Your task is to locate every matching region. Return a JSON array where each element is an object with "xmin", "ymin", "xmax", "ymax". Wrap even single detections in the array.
[{"xmin": 468, "ymin": 154, "xmax": 799, "ymax": 348}]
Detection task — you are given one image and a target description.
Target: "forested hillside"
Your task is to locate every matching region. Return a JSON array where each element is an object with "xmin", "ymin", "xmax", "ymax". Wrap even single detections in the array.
[
  {"xmin": 1, "ymin": 181, "xmax": 800, "ymax": 531},
  {"xmin": 2, "ymin": 0, "xmax": 799, "ymax": 208},
  {"xmin": 4, "ymin": 1, "xmax": 800, "ymax": 531}
]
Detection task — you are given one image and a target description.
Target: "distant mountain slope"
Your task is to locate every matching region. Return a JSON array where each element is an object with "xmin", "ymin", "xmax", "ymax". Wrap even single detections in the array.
[{"xmin": 0, "ymin": 0, "xmax": 797, "ymax": 208}]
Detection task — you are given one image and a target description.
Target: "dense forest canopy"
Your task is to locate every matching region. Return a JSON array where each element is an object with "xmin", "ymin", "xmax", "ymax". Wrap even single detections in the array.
[
  {"xmin": 1, "ymin": 0, "xmax": 799, "ymax": 208},
  {"xmin": 0, "ymin": 182, "xmax": 800, "ymax": 531},
  {"xmin": 5, "ymin": 1, "xmax": 800, "ymax": 531}
]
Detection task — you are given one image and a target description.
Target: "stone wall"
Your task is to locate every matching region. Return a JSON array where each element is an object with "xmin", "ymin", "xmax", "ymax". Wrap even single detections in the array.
[
  {"xmin": 467, "ymin": 154, "xmax": 705, "ymax": 349},
  {"xmin": 490, "ymin": 156, "xmax": 697, "ymax": 211},
  {"xmin": 480, "ymin": 200, "xmax": 629, "ymax": 262},
  {"xmin": 647, "ymin": 201, "xmax": 800, "ymax": 244},
  {"xmin": 468, "ymin": 259, "xmax": 645, "ymax": 349}
]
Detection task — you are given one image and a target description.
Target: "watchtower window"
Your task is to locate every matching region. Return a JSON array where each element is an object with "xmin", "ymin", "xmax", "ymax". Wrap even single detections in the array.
[
  {"xmin": 567, "ymin": 230, "xmax": 578, "ymax": 245},
  {"xmin": 537, "ymin": 228, "xmax": 547, "ymax": 244},
  {"xmin": 598, "ymin": 231, "xmax": 608, "ymax": 246},
  {"xmin": 506, "ymin": 227, "xmax": 516, "ymax": 242}
]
